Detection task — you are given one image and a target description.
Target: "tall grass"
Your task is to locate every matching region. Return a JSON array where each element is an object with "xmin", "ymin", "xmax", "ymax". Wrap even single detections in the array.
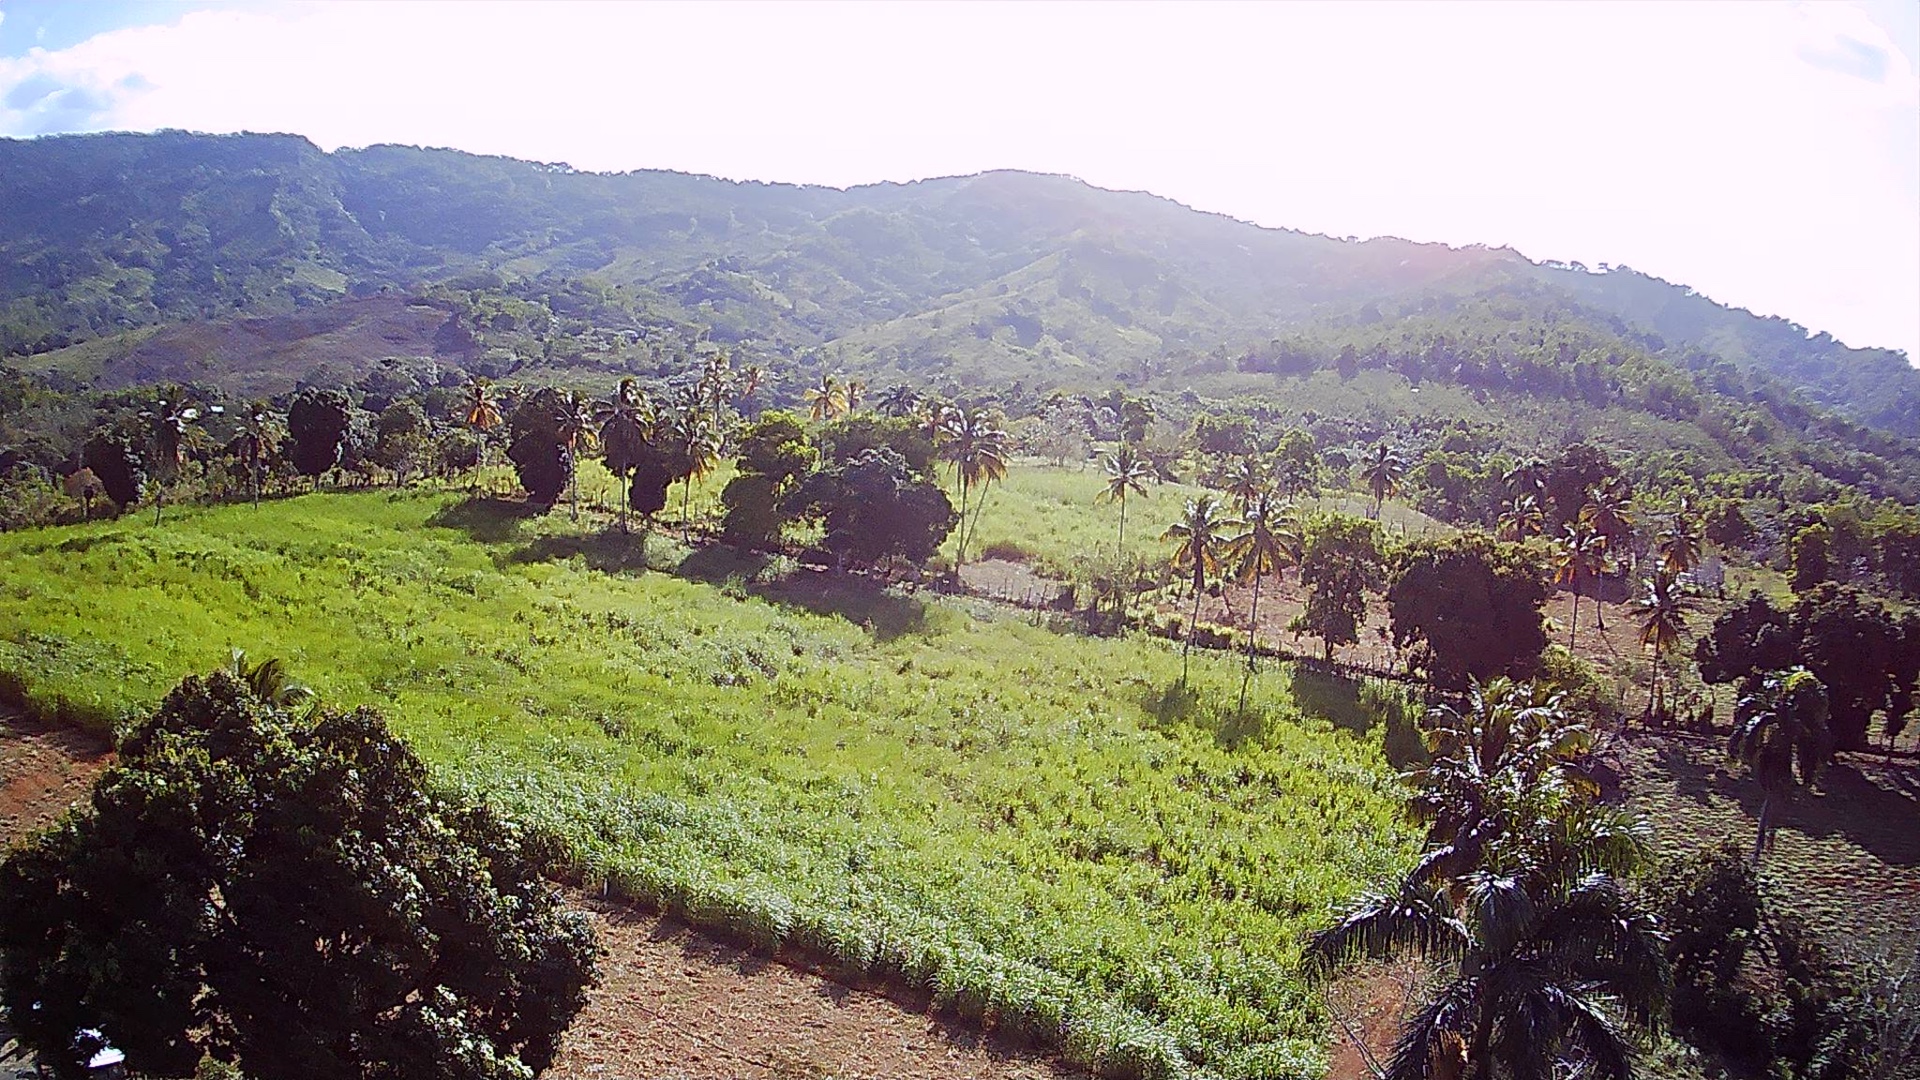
[{"xmin": 0, "ymin": 491, "xmax": 1417, "ymax": 1079}]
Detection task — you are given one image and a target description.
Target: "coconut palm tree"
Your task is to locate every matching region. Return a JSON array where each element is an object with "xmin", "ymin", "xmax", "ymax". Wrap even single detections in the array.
[
  {"xmin": 698, "ymin": 352, "xmax": 735, "ymax": 443},
  {"xmin": 1501, "ymin": 457, "xmax": 1548, "ymax": 499},
  {"xmin": 736, "ymin": 365, "xmax": 765, "ymax": 418},
  {"xmin": 1360, "ymin": 443, "xmax": 1405, "ymax": 520},
  {"xmin": 940, "ymin": 407, "xmax": 1010, "ymax": 578},
  {"xmin": 1226, "ymin": 492, "xmax": 1301, "ymax": 713},
  {"xmin": 1163, "ymin": 495, "xmax": 1238, "ymax": 684},
  {"xmin": 1309, "ymin": 680, "xmax": 1668, "ymax": 1080},
  {"xmin": 463, "ymin": 377, "xmax": 504, "ymax": 491},
  {"xmin": 1098, "ymin": 443, "xmax": 1155, "ymax": 550},
  {"xmin": 557, "ymin": 390, "xmax": 599, "ymax": 522},
  {"xmin": 1579, "ymin": 479, "xmax": 1636, "ymax": 557},
  {"xmin": 1631, "ymin": 572, "xmax": 1689, "ymax": 726},
  {"xmin": 804, "ymin": 372, "xmax": 846, "ymax": 422},
  {"xmin": 877, "ymin": 384, "xmax": 922, "ymax": 418},
  {"xmin": 1655, "ymin": 515, "xmax": 1702, "ymax": 578},
  {"xmin": 1729, "ymin": 667, "xmax": 1833, "ymax": 864},
  {"xmin": 595, "ymin": 378, "xmax": 656, "ymax": 534},
  {"xmin": 225, "ymin": 648, "xmax": 316, "ymax": 710},
  {"xmin": 143, "ymin": 394, "xmax": 201, "ymax": 524},
  {"xmin": 1552, "ymin": 523, "xmax": 1607, "ymax": 648},
  {"xmin": 1496, "ymin": 494, "xmax": 1544, "ymax": 542},
  {"xmin": 1306, "ymin": 863, "xmax": 1666, "ymax": 1080},
  {"xmin": 1221, "ymin": 455, "xmax": 1267, "ymax": 514},
  {"xmin": 669, "ymin": 398, "xmax": 721, "ymax": 543},
  {"xmin": 843, "ymin": 378, "xmax": 868, "ymax": 415},
  {"xmin": 235, "ymin": 402, "xmax": 276, "ymax": 509},
  {"xmin": 917, "ymin": 398, "xmax": 953, "ymax": 443}
]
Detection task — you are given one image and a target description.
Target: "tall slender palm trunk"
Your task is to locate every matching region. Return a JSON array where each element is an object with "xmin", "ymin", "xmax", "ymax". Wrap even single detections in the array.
[
  {"xmin": 1238, "ymin": 572, "xmax": 1264, "ymax": 716},
  {"xmin": 1569, "ymin": 581, "xmax": 1581, "ymax": 651},
  {"xmin": 1116, "ymin": 497, "xmax": 1126, "ymax": 551},
  {"xmin": 1182, "ymin": 573, "xmax": 1203, "ymax": 685}
]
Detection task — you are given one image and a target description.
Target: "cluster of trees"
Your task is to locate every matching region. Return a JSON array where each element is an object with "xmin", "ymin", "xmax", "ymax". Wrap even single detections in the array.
[{"xmin": 0, "ymin": 662, "xmax": 598, "ymax": 1079}]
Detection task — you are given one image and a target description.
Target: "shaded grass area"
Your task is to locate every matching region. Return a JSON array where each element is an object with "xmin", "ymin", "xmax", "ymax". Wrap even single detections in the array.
[
  {"xmin": 1616, "ymin": 735, "xmax": 1920, "ymax": 947},
  {"xmin": 0, "ymin": 491, "xmax": 1419, "ymax": 1080}
]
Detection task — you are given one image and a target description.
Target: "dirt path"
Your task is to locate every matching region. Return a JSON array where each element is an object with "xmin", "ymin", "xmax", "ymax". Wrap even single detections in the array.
[{"xmin": 0, "ymin": 712, "xmax": 1079, "ymax": 1080}]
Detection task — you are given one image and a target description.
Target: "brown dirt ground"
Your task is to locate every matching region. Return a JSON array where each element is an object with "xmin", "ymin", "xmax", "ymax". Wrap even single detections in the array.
[{"xmin": 0, "ymin": 711, "xmax": 1081, "ymax": 1080}]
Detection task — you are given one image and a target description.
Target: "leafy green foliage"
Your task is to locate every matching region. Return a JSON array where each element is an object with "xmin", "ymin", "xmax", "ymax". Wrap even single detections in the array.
[
  {"xmin": 1386, "ymin": 534, "xmax": 1549, "ymax": 688},
  {"xmin": 1289, "ymin": 513, "xmax": 1385, "ymax": 662},
  {"xmin": 787, "ymin": 447, "xmax": 957, "ymax": 569},
  {"xmin": 286, "ymin": 387, "xmax": 350, "ymax": 478},
  {"xmin": 0, "ymin": 668, "xmax": 597, "ymax": 1080}
]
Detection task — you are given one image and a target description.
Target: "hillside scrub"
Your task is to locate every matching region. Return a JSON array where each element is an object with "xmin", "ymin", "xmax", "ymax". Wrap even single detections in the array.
[{"xmin": 0, "ymin": 491, "xmax": 1419, "ymax": 1080}]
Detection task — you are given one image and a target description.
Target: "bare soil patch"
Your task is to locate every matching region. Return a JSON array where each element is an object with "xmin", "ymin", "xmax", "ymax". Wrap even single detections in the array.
[
  {"xmin": 0, "ymin": 712, "xmax": 1080, "ymax": 1080},
  {"xmin": 0, "ymin": 710, "xmax": 110, "ymax": 849}
]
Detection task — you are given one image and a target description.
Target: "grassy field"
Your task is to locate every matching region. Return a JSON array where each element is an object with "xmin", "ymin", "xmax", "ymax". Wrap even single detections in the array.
[{"xmin": 0, "ymin": 488, "xmax": 1421, "ymax": 1080}]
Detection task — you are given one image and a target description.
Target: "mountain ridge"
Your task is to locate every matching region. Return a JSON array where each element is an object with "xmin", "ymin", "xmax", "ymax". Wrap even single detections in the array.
[{"xmin": 0, "ymin": 130, "xmax": 1916, "ymax": 440}]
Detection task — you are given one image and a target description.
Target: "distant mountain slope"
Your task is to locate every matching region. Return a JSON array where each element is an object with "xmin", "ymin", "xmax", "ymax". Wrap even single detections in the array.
[{"xmin": 0, "ymin": 131, "xmax": 1914, "ymax": 437}]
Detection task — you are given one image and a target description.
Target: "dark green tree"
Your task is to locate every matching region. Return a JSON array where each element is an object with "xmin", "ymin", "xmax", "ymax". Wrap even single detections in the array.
[
  {"xmin": 81, "ymin": 427, "xmax": 146, "ymax": 511},
  {"xmin": 1290, "ymin": 513, "xmax": 1385, "ymax": 663},
  {"xmin": 507, "ymin": 387, "xmax": 574, "ymax": 510},
  {"xmin": 286, "ymin": 387, "xmax": 352, "ymax": 482},
  {"xmin": 373, "ymin": 400, "xmax": 431, "ymax": 486},
  {"xmin": 720, "ymin": 411, "xmax": 817, "ymax": 547},
  {"xmin": 1387, "ymin": 534, "xmax": 1549, "ymax": 688},
  {"xmin": 786, "ymin": 447, "xmax": 957, "ymax": 571},
  {"xmin": 0, "ymin": 668, "xmax": 597, "ymax": 1080}
]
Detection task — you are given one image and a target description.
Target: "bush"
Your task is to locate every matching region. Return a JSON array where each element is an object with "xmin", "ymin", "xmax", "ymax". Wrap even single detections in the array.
[{"xmin": 0, "ymin": 669, "xmax": 598, "ymax": 1080}]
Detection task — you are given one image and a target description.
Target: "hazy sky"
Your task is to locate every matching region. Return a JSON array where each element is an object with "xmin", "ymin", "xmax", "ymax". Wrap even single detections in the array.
[{"xmin": 2, "ymin": 0, "xmax": 1916, "ymax": 361}]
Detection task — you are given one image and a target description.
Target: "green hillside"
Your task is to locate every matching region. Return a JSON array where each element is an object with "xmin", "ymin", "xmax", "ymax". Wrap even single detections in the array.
[{"xmin": 2, "ymin": 131, "xmax": 1915, "ymax": 440}]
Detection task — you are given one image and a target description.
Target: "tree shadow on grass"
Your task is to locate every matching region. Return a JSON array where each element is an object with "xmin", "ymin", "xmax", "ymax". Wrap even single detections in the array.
[
  {"xmin": 426, "ymin": 496, "xmax": 544, "ymax": 543},
  {"xmin": 751, "ymin": 570, "xmax": 930, "ymax": 643},
  {"xmin": 506, "ymin": 530, "xmax": 657, "ymax": 576},
  {"xmin": 1650, "ymin": 737, "xmax": 1920, "ymax": 868}
]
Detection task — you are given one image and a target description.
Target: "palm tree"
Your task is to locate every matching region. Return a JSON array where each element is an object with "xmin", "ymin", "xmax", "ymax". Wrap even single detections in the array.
[
  {"xmin": 876, "ymin": 384, "xmax": 921, "ymax": 418},
  {"xmin": 1097, "ymin": 444, "xmax": 1155, "ymax": 550},
  {"xmin": 225, "ymin": 648, "xmax": 316, "ymax": 710},
  {"xmin": 143, "ymin": 394, "xmax": 200, "ymax": 524},
  {"xmin": 1360, "ymin": 443, "xmax": 1405, "ymax": 520},
  {"xmin": 1309, "ymin": 681, "xmax": 1668, "ymax": 1080},
  {"xmin": 843, "ymin": 378, "xmax": 868, "ymax": 415},
  {"xmin": 698, "ymin": 352, "xmax": 735, "ymax": 444},
  {"xmin": 1729, "ymin": 667, "xmax": 1833, "ymax": 864},
  {"xmin": 1501, "ymin": 457, "xmax": 1548, "ymax": 499},
  {"xmin": 1163, "ymin": 495, "xmax": 1238, "ymax": 684},
  {"xmin": 1221, "ymin": 455, "xmax": 1266, "ymax": 514},
  {"xmin": 1655, "ymin": 515, "xmax": 1702, "ymax": 578},
  {"xmin": 557, "ymin": 390, "xmax": 599, "ymax": 522},
  {"xmin": 463, "ymin": 377, "xmax": 504, "ymax": 491},
  {"xmin": 1226, "ymin": 492, "xmax": 1300, "ymax": 714},
  {"xmin": 1552, "ymin": 523, "xmax": 1607, "ymax": 648},
  {"xmin": 1496, "ymin": 494, "xmax": 1544, "ymax": 542},
  {"xmin": 1579, "ymin": 479, "xmax": 1636, "ymax": 558},
  {"xmin": 669, "ymin": 399, "xmax": 721, "ymax": 543},
  {"xmin": 804, "ymin": 372, "xmax": 846, "ymax": 422},
  {"xmin": 736, "ymin": 365, "xmax": 765, "ymax": 418},
  {"xmin": 917, "ymin": 398, "xmax": 953, "ymax": 443},
  {"xmin": 595, "ymin": 378, "xmax": 656, "ymax": 534},
  {"xmin": 236, "ymin": 402, "xmax": 276, "ymax": 509},
  {"xmin": 940, "ymin": 407, "xmax": 1010, "ymax": 578},
  {"xmin": 1307, "ymin": 865, "xmax": 1666, "ymax": 1080},
  {"xmin": 1631, "ymin": 572, "xmax": 1689, "ymax": 726}
]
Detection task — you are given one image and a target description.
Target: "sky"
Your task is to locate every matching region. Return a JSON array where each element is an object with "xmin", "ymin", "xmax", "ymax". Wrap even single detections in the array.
[{"xmin": 1, "ymin": 0, "xmax": 1916, "ymax": 362}]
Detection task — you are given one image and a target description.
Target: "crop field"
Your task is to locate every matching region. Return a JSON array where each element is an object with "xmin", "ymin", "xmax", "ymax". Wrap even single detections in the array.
[{"xmin": 0, "ymin": 490, "xmax": 1419, "ymax": 1079}]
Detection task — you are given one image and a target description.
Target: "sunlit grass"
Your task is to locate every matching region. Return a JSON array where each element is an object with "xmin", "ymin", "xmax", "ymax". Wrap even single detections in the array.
[{"xmin": 0, "ymin": 488, "xmax": 1419, "ymax": 1079}]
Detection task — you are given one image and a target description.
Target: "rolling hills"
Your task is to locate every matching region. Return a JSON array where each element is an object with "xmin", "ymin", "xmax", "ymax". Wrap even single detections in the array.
[{"xmin": 1, "ymin": 130, "xmax": 1915, "ymax": 438}]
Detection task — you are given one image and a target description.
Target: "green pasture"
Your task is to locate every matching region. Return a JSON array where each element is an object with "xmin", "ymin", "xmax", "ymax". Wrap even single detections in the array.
[{"xmin": 0, "ymin": 489, "xmax": 1419, "ymax": 1079}]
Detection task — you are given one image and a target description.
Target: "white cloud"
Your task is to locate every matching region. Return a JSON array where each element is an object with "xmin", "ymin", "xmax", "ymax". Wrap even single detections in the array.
[{"xmin": 1, "ymin": 0, "xmax": 1915, "ymax": 361}]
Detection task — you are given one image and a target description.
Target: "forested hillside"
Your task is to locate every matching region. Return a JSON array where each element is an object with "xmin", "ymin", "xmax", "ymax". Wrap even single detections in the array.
[{"xmin": 2, "ymin": 130, "xmax": 1915, "ymax": 437}]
